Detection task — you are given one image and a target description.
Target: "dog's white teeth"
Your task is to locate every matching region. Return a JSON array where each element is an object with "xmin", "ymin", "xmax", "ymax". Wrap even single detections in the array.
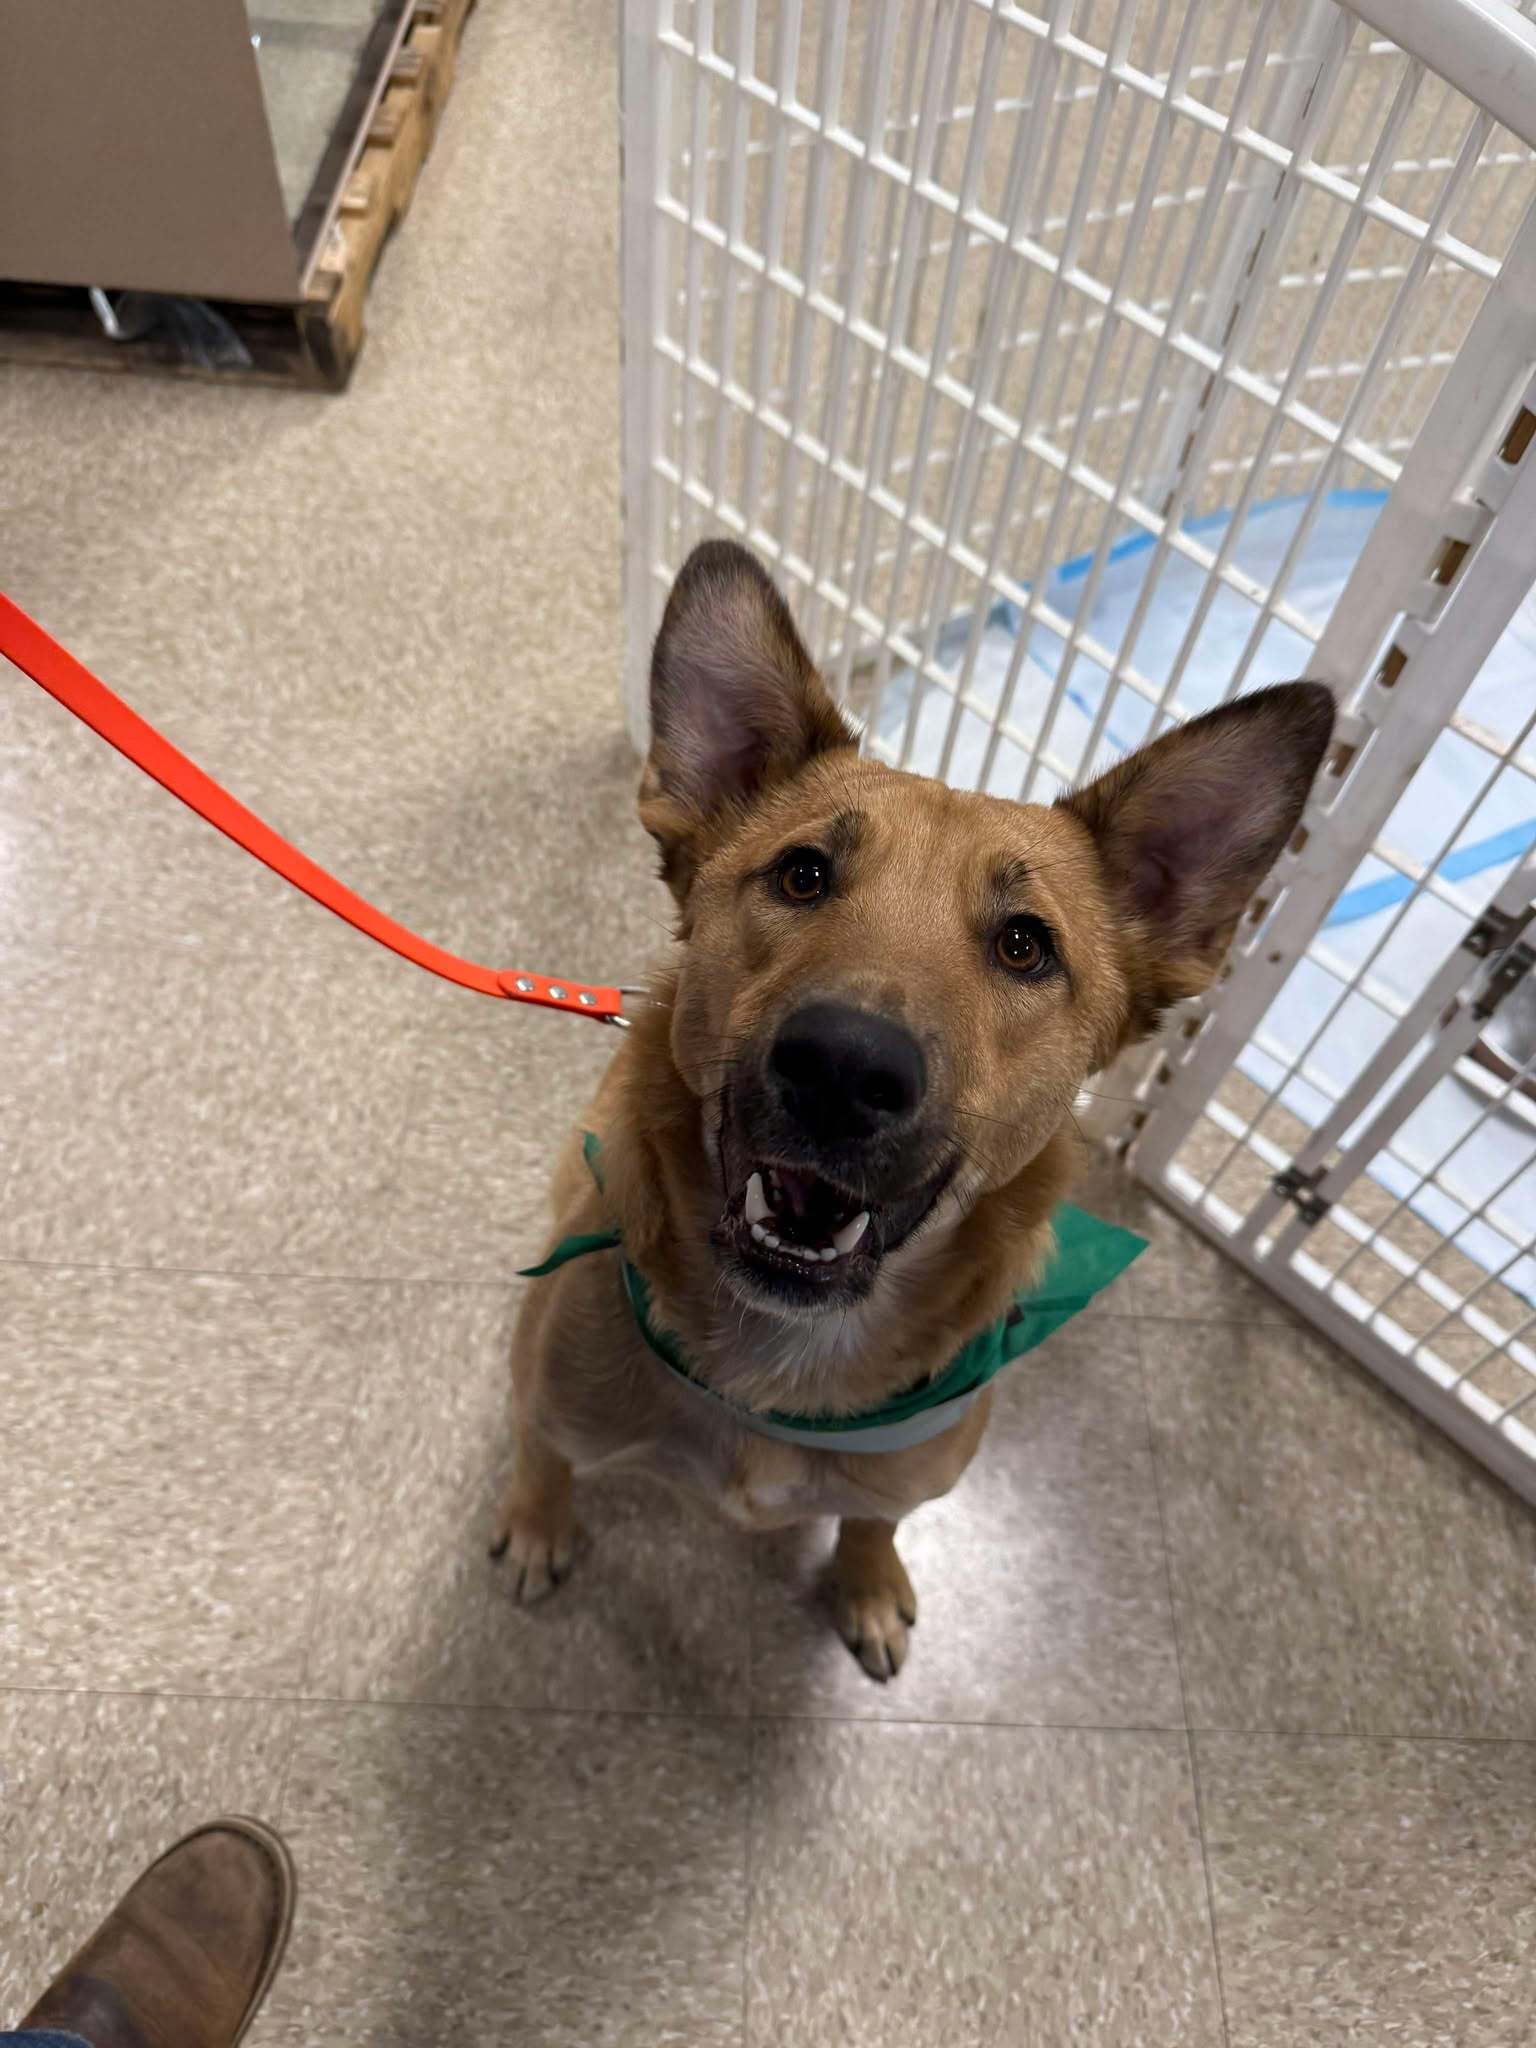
[
  {"xmin": 746, "ymin": 1186, "xmax": 867, "ymax": 1265},
  {"xmin": 831, "ymin": 1211, "xmax": 870, "ymax": 1257}
]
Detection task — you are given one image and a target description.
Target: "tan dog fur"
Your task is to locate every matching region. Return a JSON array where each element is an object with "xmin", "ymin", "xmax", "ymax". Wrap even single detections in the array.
[{"xmin": 494, "ymin": 541, "xmax": 1333, "ymax": 1680}]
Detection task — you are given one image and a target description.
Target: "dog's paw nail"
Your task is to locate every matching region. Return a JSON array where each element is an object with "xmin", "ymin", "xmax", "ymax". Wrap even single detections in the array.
[
  {"xmin": 488, "ymin": 1533, "xmax": 510, "ymax": 1561},
  {"xmin": 839, "ymin": 1593, "xmax": 911, "ymax": 1682},
  {"xmin": 495, "ymin": 1513, "xmax": 582, "ymax": 1605}
]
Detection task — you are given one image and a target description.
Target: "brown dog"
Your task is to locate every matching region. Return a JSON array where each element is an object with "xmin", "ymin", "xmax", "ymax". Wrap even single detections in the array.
[{"xmin": 493, "ymin": 539, "xmax": 1333, "ymax": 1679}]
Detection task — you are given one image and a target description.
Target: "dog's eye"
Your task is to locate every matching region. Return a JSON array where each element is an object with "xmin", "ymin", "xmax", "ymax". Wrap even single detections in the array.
[
  {"xmin": 995, "ymin": 916, "xmax": 1051, "ymax": 975},
  {"xmin": 777, "ymin": 848, "xmax": 831, "ymax": 905}
]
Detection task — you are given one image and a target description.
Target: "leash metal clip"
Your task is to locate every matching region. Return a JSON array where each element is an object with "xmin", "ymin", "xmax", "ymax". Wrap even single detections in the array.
[{"xmin": 604, "ymin": 987, "xmax": 651, "ymax": 1030}]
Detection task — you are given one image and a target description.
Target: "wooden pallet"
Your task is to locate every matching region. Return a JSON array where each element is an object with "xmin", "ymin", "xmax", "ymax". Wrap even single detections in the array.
[{"xmin": 0, "ymin": 0, "xmax": 475, "ymax": 392}]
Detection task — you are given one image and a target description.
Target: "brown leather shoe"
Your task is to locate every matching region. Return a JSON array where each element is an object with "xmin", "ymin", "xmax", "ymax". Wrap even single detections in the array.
[{"xmin": 20, "ymin": 1816, "xmax": 294, "ymax": 2048}]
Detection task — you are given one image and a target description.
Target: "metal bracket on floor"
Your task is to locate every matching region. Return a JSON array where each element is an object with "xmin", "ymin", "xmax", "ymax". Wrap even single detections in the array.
[
  {"xmin": 1464, "ymin": 903, "xmax": 1532, "ymax": 961},
  {"xmin": 1271, "ymin": 1162, "xmax": 1331, "ymax": 1227},
  {"xmin": 1472, "ymin": 937, "xmax": 1536, "ymax": 1021}
]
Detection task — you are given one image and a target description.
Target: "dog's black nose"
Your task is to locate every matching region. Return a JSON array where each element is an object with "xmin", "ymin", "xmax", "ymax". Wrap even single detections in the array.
[{"xmin": 770, "ymin": 1002, "xmax": 926, "ymax": 1144}]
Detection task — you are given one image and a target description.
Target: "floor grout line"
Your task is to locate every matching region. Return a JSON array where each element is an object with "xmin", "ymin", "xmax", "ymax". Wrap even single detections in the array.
[
  {"xmin": 0, "ymin": 1675, "xmax": 1181, "ymax": 1734},
  {"xmin": 0, "ymin": 1250, "xmax": 522, "ymax": 1293},
  {"xmin": 272, "ymin": 1324, "xmax": 383, "ymax": 1831},
  {"xmin": 1183, "ymin": 1732, "xmax": 1234, "ymax": 2048},
  {"xmin": 0, "ymin": 1243, "xmax": 1296, "ymax": 1334},
  {"xmin": 1132, "ymin": 1312, "xmax": 1235, "ymax": 2048},
  {"xmin": 741, "ymin": 1719, "xmax": 757, "ymax": 2048},
  {"xmin": 9, "ymin": 1673, "xmax": 1530, "ymax": 1745},
  {"xmin": 741, "ymin": 1495, "xmax": 761, "ymax": 2048}
]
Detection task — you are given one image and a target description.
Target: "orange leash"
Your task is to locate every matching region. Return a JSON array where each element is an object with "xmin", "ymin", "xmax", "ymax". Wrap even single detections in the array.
[{"xmin": 0, "ymin": 591, "xmax": 628, "ymax": 1024}]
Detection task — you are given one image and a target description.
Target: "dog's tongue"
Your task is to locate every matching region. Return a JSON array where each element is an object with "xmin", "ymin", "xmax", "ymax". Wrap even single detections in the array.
[{"xmin": 775, "ymin": 1167, "xmax": 819, "ymax": 1219}]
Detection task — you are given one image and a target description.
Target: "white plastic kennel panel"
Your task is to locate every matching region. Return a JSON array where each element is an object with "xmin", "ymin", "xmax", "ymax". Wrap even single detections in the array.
[
  {"xmin": 1128, "ymin": 305, "xmax": 1536, "ymax": 1502},
  {"xmin": 619, "ymin": 0, "xmax": 1536, "ymax": 1494}
]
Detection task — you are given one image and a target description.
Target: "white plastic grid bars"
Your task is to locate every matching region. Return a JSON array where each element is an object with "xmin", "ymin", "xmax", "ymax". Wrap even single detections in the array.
[
  {"xmin": 620, "ymin": 0, "xmax": 1536, "ymax": 1496},
  {"xmin": 1129, "ymin": 326, "xmax": 1536, "ymax": 1501},
  {"xmin": 622, "ymin": 0, "xmax": 1536, "ymax": 763}
]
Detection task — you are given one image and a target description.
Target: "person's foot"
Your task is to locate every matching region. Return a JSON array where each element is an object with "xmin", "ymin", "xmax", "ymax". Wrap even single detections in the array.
[{"xmin": 20, "ymin": 1816, "xmax": 294, "ymax": 2048}]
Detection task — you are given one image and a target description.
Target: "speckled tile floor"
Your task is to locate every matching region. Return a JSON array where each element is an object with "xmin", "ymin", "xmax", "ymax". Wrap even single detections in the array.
[{"xmin": 5, "ymin": 5, "xmax": 1536, "ymax": 2044}]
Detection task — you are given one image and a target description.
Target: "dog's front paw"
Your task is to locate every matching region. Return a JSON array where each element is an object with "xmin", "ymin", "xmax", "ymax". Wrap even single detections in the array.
[
  {"xmin": 489, "ymin": 1507, "xmax": 585, "ymax": 1606},
  {"xmin": 832, "ymin": 1540, "xmax": 917, "ymax": 1683},
  {"xmin": 836, "ymin": 1585, "xmax": 916, "ymax": 1682}
]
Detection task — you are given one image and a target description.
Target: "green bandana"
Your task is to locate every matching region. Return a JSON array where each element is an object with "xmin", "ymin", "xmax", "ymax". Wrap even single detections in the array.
[{"xmin": 520, "ymin": 1133, "xmax": 1145, "ymax": 1454}]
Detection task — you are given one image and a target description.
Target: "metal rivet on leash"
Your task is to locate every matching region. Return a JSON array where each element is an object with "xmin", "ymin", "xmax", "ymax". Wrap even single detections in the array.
[
  {"xmin": 514, "ymin": 976, "xmax": 535, "ymax": 993},
  {"xmin": 549, "ymin": 985, "xmax": 567, "ymax": 1000}
]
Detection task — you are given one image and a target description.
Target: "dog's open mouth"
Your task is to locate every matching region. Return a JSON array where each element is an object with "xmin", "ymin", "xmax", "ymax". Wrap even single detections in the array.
[
  {"xmin": 713, "ymin": 1115, "xmax": 955, "ymax": 1310},
  {"xmin": 741, "ymin": 1163, "xmax": 872, "ymax": 1267}
]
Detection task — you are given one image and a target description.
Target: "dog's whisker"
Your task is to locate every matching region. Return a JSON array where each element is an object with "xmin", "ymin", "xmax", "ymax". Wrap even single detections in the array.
[{"xmin": 952, "ymin": 1106, "xmax": 1030, "ymax": 1136}]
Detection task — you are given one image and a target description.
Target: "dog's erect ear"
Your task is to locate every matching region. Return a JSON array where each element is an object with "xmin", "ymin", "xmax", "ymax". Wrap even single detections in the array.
[
  {"xmin": 640, "ymin": 541, "xmax": 855, "ymax": 896},
  {"xmin": 1058, "ymin": 681, "xmax": 1335, "ymax": 1037}
]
